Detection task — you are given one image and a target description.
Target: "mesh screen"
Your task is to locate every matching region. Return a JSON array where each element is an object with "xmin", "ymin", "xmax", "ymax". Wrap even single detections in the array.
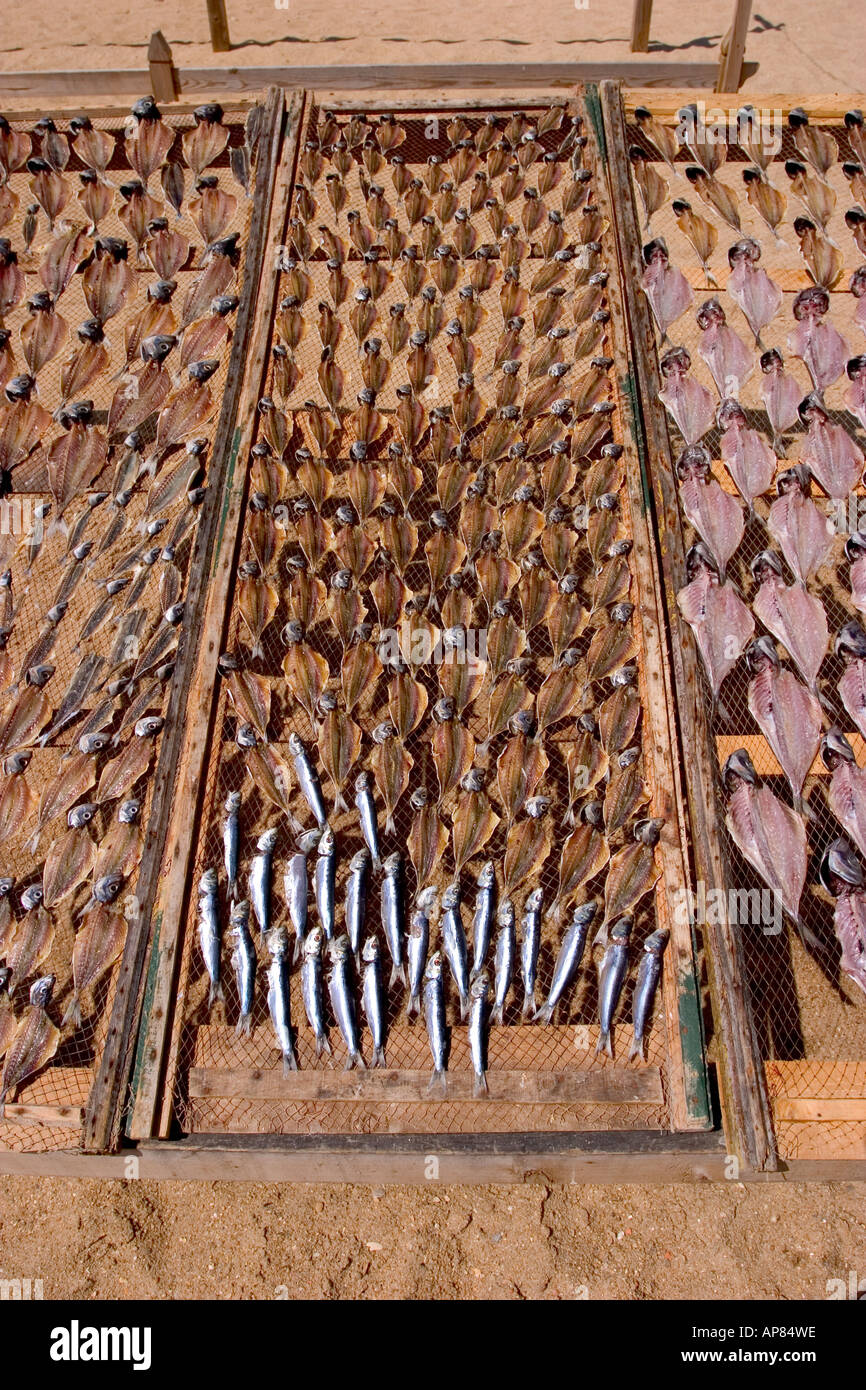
[
  {"xmin": 0, "ymin": 102, "xmax": 257, "ymax": 1152},
  {"xmin": 169, "ymin": 94, "xmax": 698, "ymax": 1140},
  {"xmin": 626, "ymin": 105, "xmax": 866, "ymax": 1161}
]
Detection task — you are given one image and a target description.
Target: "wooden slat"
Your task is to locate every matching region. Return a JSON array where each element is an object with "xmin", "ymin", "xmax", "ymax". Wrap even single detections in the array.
[
  {"xmin": 1, "ymin": 1103, "xmax": 83, "ymax": 1128},
  {"xmin": 766, "ymin": 1059, "xmax": 866, "ymax": 1093},
  {"xmin": 0, "ymin": 61, "xmax": 723, "ymax": 101},
  {"xmin": 716, "ymin": 0, "xmax": 753, "ymax": 95},
  {"xmin": 126, "ymin": 91, "xmax": 308, "ymax": 1143},
  {"xmin": 189, "ymin": 1066, "xmax": 664, "ymax": 1104},
  {"xmin": 624, "ymin": 92, "xmax": 866, "ymax": 121},
  {"xmin": 147, "ymin": 30, "xmax": 179, "ymax": 104},
  {"xmin": 775, "ymin": 1098, "xmax": 866, "ymax": 1121},
  {"xmin": 206, "ymin": 0, "xmax": 232, "ymax": 54},
  {"xmin": 587, "ymin": 84, "xmax": 711, "ymax": 1133},
  {"xmin": 599, "ymin": 80, "xmax": 778, "ymax": 1172},
  {"xmin": 82, "ymin": 87, "xmax": 287, "ymax": 1154}
]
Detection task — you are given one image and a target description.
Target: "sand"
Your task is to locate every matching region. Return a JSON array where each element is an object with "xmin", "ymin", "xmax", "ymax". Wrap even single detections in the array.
[
  {"xmin": 0, "ymin": 0, "xmax": 864, "ymax": 1305},
  {"xmin": 0, "ymin": 0, "xmax": 864, "ymax": 94},
  {"xmin": 0, "ymin": 1175, "xmax": 861, "ymax": 1298}
]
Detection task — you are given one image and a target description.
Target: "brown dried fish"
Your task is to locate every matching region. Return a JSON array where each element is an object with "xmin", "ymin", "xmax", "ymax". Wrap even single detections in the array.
[
  {"xmin": 245, "ymin": 743, "xmax": 297, "ymax": 825},
  {"xmin": 0, "ymin": 751, "xmax": 35, "ymax": 844},
  {"xmin": 476, "ymin": 552, "xmax": 520, "ymax": 613},
  {"xmin": 0, "ymin": 686, "xmax": 51, "ymax": 754},
  {"xmin": 485, "ymin": 615, "xmax": 526, "ymax": 681},
  {"xmin": 497, "ymin": 733, "xmax": 548, "ymax": 825},
  {"xmin": 407, "ymin": 790, "xmax": 448, "ymax": 891},
  {"xmin": 536, "ymin": 664, "xmax": 585, "ymax": 737},
  {"xmin": 388, "ymin": 670, "xmax": 428, "ymax": 738},
  {"xmin": 238, "ymin": 573, "xmax": 278, "ymax": 659},
  {"xmin": 603, "ymin": 822, "xmax": 662, "ymax": 929},
  {"xmin": 62, "ymin": 904, "xmax": 126, "ymax": 1028},
  {"xmin": 96, "ymin": 734, "xmax": 154, "ymax": 803},
  {"xmin": 43, "ymin": 807, "xmax": 98, "ymax": 907},
  {"xmin": 93, "ymin": 801, "xmax": 143, "ymax": 883},
  {"xmin": 286, "ymin": 571, "xmax": 326, "ymax": 630},
  {"xmin": 452, "ymin": 790, "xmax": 499, "ymax": 876},
  {"xmin": 27, "ymin": 750, "xmax": 96, "ymax": 854},
  {"xmin": 282, "ymin": 642, "xmax": 329, "ymax": 723},
  {"xmin": 433, "ymin": 720, "xmax": 474, "ymax": 804},
  {"xmin": 503, "ymin": 817, "xmax": 552, "ymax": 896},
  {"xmin": 564, "ymin": 731, "xmax": 609, "ymax": 824},
  {"xmin": 604, "ymin": 763, "xmax": 648, "ymax": 834},
  {"xmin": 585, "ymin": 620, "xmax": 638, "ymax": 686},
  {"xmin": 6, "ymin": 902, "xmax": 54, "ymax": 994},
  {"xmin": 554, "ymin": 822, "xmax": 610, "ymax": 916},
  {"xmin": 486, "ymin": 674, "xmax": 532, "ymax": 747},
  {"xmin": 318, "ymin": 710, "xmax": 362, "ymax": 814},
  {"xmin": 519, "ymin": 569, "xmax": 556, "ymax": 649},
  {"xmin": 548, "ymin": 592, "xmax": 589, "ymax": 665},
  {"xmin": 372, "ymin": 728, "xmax": 413, "ymax": 834},
  {"xmin": 0, "ymin": 975, "xmax": 59, "ymax": 1106},
  {"xmin": 226, "ymin": 668, "xmax": 271, "ymax": 741},
  {"xmin": 341, "ymin": 642, "xmax": 382, "ymax": 716},
  {"xmin": 599, "ymin": 686, "xmax": 641, "ymax": 754}
]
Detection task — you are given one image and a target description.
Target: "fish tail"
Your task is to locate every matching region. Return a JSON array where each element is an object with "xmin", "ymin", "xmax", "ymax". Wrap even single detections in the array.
[
  {"xmin": 47, "ymin": 516, "xmax": 68, "ymax": 541},
  {"xmin": 282, "ymin": 1049, "xmax": 299, "ymax": 1075},
  {"xmin": 473, "ymin": 1070, "xmax": 488, "ymax": 1098},
  {"xmin": 427, "ymin": 1068, "xmax": 447, "ymax": 1096},
  {"xmin": 521, "ymin": 990, "xmax": 536, "ymax": 1020},
  {"xmin": 26, "ymin": 828, "xmax": 41, "ymax": 856},
  {"xmin": 316, "ymin": 1032, "xmax": 332, "ymax": 1057},
  {"xmin": 235, "ymin": 1013, "xmax": 252, "ymax": 1038},
  {"xmin": 491, "ymin": 1004, "xmax": 504, "ymax": 1026},
  {"xmin": 476, "ymin": 737, "xmax": 489, "ymax": 758},
  {"xmin": 595, "ymin": 1029, "xmax": 613, "ymax": 1058},
  {"xmin": 389, "ymin": 962, "xmax": 406, "ymax": 989},
  {"xmin": 459, "ymin": 993, "xmax": 469, "ymax": 1022},
  {"xmin": 61, "ymin": 994, "xmax": 82, "ymax": 1029},
  {"xmin": 628, "ymin": 1034, "xmax": 646, "ymax": 1063},
  {"xmin": 385, "ymin": 814, "xmax": 396, "ymax": 836},
  {"xmin": 372, "ymin": 856, "xmax": 382, "ymax": 874},
  {"xmin": 793, "ymin": 914, "xmax": 823, "ymax": 955},
  {"xmin": 251, "ymin": 641, "xmax": 264, "ymax": 661},
  {"xmin": 334, "ymin": 792, "xmax": 350, "ymax": 815},
  {"xmin": 207, "ymin": 980, "xmax": 224, "ymax": 1011},
  {"xmin": 373, "ymin": 1046, "xmax": 386, "ymax": 1068},
  {"xmin": 406, "ymin": 994, "xmax": 418, "ymax": 1021},
  {"xmin": 533, "ymin": 1001, "xmax": 554, "ymax": 1025},
  {"xmin": 143, "ymin": 455, "xmax": 158, "ymax": 478}
]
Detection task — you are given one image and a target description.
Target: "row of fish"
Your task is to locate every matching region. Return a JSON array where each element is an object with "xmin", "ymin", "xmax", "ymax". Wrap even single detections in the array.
[{"xmin": 630, "ymin": 102, "xmax": 866, "ymax": 999}]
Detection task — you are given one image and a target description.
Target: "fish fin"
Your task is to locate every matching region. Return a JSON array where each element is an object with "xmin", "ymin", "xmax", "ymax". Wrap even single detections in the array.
[
  {"xmin": 207, "ymin": 980, "xmax": 224, "ymax": 1010},
  {"xmin": 427, "ymin": 1068, "xmax": 447, "ymax": 1096},
  {"xmin": 282, "ymin": 1050, "xmax": 299, "ymax": 1076},
  {"xmin": 533, "ymin": 1001, "xmax": 554, "ymax": 1025},
  {"xmin": 385, "ymin": 814, "xmax": 396, "ymax": 836},
  {"xmin": 389, "ymin": 963, "xmax": 406, "ymax": 988},
  {"xmin": 373, "ymin": 1046, "xmax": 386, "ymax": 1068},
  {"xmin": 235, "ymin": 1014, "xmax": 252, "ymax": 1038},
  {"xmin": 25, "ymin": 829, "xmax": 41, "ymax": 856},
  {"xmin": 792, "ymin": 914, "xmax": 824, "ymax": 955},
  {"xmin": 406, "ymin": 995, "xmax": 418, "ymax": 1021},
  {"xmin": 316, "ymin": 1033, "xmax": 332, "ymax": 1057},
  {"xmin": 252, "ymin": 641, "xmax": 263, "ymax": 661},
  {"xmin": 473, "ymin": 1070, "xmax": 488, "ymax": 1098},
  {"xmin": 595, "ymin": 1029, "xmax": 613, "ymax": 1058},
  {"xmin": 61, "ymin": 994, "xmax": 82, "ymax": 1029},
  {"xmin": 521, "ymin": 991, "xmax": 536, "ymax": 1020},
  {"xmin": 628, "ymin": 1034, "xmax": 646, "ymax": 1063},
  {"xmin": 143, "ymin": 455, "xmax": 158, "ymax": 478}
]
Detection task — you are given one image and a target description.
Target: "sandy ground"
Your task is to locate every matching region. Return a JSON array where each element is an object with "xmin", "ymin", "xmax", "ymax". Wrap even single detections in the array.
[
  {"xmin": 0, "ymin": 0, "xmax": 864, "ymax": 94},
  {"xmin": 0, "ymin": 1176, "xmax": 861, "ymax": 1299}
]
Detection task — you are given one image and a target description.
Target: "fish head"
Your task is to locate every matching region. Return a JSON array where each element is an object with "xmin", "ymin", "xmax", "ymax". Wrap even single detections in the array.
[
  {"xmin": 610, "ymin": 664, "xmax": 638, "ymax": 688},
  {"xmin": 0, "ymin": 965, "xmax": 10, "ymax": 993},
  {"xmin": 470, "ymin": 970, "xmax": 490, "ymax": 1000},
  {"xmin": 508, "ymin": 709, "xmax": 536, "ymax": 737},
  {"xmin": 267, "ymin": 926, "xmax": 289, "ymax": 959},
  {"xmin": 229, "ymin": 900, "xmax": 250, "ymax": 932},
  {"xmin": 236, "ymin": 724, "xmax": 258, "ymax": 749},
  {"xmin": 759, "ymin": 347, "xmax": 784, "ymax": 375},
  {"xmin": 644, "ymin": 927, "xmax": 670, "ymax": 957},
  {"xmin": 424, "ymin": 951, "xmax": 444, "ymax": 981},
  {"xmin": 383, "ymin": 852, "xmax": 402, "ymax": 879},
  {"xmin": 68, "ymin": 802, "xmax": 97, "ymax": 829},
  {"xmin": 641, "ymin": 236, "xmax": 669, "ymax": 268},
  {"xmin": 834, "ymin": 612, "xmax": 866, "ymax": 660},
  {"xmin": 847, "ymin": 354, "xmax": 866, "ymax": 383},
  {"xmin": 199, "ymin": 868, "xmax": 219, "ymax": 895},
  {"xmin": 497, "ymin": 898, "xmax": 515, "ymax": 928},
  {"xmin": 0, "ymin": 878, "xmax": 13, "ymax": 899},
  {"xmin": 318, "ymin": 826, "xmax": 336, "ymax": 856},
  {"xmin": 297, "ymin": 828, "xmax": 323, "ymax": 856},
  {"xmin": 409, "ymin": 786, "xmax": 429, "ymax": 811},
  {"xmin": 224, "ymin": 791, "xmax": 242, "ymax": 815},
  {"xmin": 581, "ymin": 800, "xmax": 605, "ymax": 828},
  {"xmin": 80, "ymin": 731, "xmax": 110, "ymax": 754},
  {"xmin": 609, "ymin": 914, "xmax": 633, "ymax": 943},
  {"xmin": 118, "ymin": 799, "xmax": 142, "ymax": 825},
  {"xmin": 327, "ymin": 933, "xmax": 351, "ymax": 963},
  {"xmin": 441, "ymin": 881, "xmax": 461, "ymax": 911},
  {"xmin": 851, "ymin": 266, "xmax": 866, "ymax": 300},
  {"xmin": 634, "ymin": 818, "xmax": 664, "ymax": 847},
  {"xmin": 717, "ymin": 397, "xmax": 746, "ymax": 433},
  {"xmin": 3, "ymin": 751, "xmax": 31, "ymax": 775},
  {"xmin": 846, "ymin": 531, "xmax": 866, "ymax": 563},
  {"xmin": 696, "ymin": 297, "xmax": 726, "ymax": 329},
  {"xmin": 26, "ymin": 664, "xmax": 55, "ymax": 688},
  {"xmin": 29, "ymin": 975, "xmax": 55, "ymax": 1007},
  {"xmin": 722, "ymin": 748, "xmax": 758, "ymax": 792},
  {"xmin": 349, "ymin": 848, "xmax": 371, "ymax": 874},
  {"xmin": 792, "ymin": 285, "xmax": 829, "ymax": 322},
  {"xmin": 819, "ymin": 837, "xmax": 864, "ymax": 895},
  {"xmin": 257, "ymin": 827, "xmax": 279, "ymax": 854},
  {"xmin": 728, "ymin": 236, "xmax": 761, "ymax": 268},
  {"xmin": 750, "ymin": 549, "xmax": 783, "ymax": 585},
  {"xmin": 20, "ymin": 884, "xmax": 43, "ymax": 911},
  {"xmin": 303, "ymin": 926, "xmax": 324, "ymax": 959},
  {"xmin": 685, "ymin": 542, "xmax": 719, "ymax": 582},
  {"xmin": 416, "ymin": 885, "xmax": 439, "ymax": 916},
  {"xmin": 362, "ymin": 935, "xmax": 380, "ymax": 963},
  {"xmin": 194, "ymin": 102, "xmax": 224, "ymax": 125},
  {"xmin": 525, "ymin": 796, "xmax": 551, "ymax": 820},
  {"xmin": 525, "ymin": 887, "xmax": 544, "ymax": 912},
  {"xmin": 745, "ymin": 635, "xmax": 780, "ymax": 675},
  {"xmin": 135, "ymin": 716, "xmax": 165, "ymax": 738},
  {"xmin": 659, "ymin": 346, "xmax": 690, "ymax": 380},
  {"xmin": 675, "ymin": 444, "xmax": 712, "ymax": 482},
  {"xmin": 820, "ymin": 728, "xmax": 856, "ymax": 770},
  {"xmin": 776, "ymin": 465, "xmax": 810, "ymax": 497},
  {"xmin": 461, "ymin": 767, "xmax": 486, "ymax": 793},
  {"xmin": 476, "ymin": 861, "xmax": 496, "ymax": 890}
]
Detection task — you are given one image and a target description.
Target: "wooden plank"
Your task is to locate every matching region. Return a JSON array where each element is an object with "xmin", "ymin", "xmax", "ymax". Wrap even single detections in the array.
[
  {"xmin": 716, "ymin": 0, "xmax": 753, "ymax": 95},
  {"xmin": 624, "ymin": 92, "xmax": 865, "ymax": 121},
  {"xmin": 189, "ymin": 1066, "xmax": 664, "ymax": 1104},
  {"xmin": 766, "ymin": 1060, "xmax": 866, "ymax": 1094},
  {"xmin": 147, "ymin": 30, "xmax": 179, "ymax": 104},
  {"xmin": 775, "ymin": 1098, "xmax": 866, "ymax": 1121},
  {"xmin": 599, "ymin": 80, "xmax": 778, "ymax": 1172},
  {"xmin": 587, "ymin": 84, "xmax": 711, "ymax": 1133},
  {"xmin": 0, "ymin": 61, "xmax": 723, "ymax": 101},
  {"xmin": 206, "ymin": 0, "xmax": 232, "ymax": 54},
  {"xmin": 126, "ymin": 91, "xmax": 307, "ymax": 1144},
  {"xmin": 631, "ymin": 0, "xmax": 653, "ymax": 53},
  {"xmin": 1, "ymin": 1104, "xmax": 84, "ymax": 1128},
  {"xmin": 82, "ymin": 88, "xmax": 287, "ymax": 1155}
]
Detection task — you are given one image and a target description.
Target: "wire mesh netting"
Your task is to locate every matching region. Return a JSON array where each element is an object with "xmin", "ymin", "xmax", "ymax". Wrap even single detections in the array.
[
  {"xmin": 169, "ymin": 94, "xmax": 707, "ymax": 1140},
  {"xmin": 626, "ymin": 102, "xmax": 866, "ymax": 1161},
  {"xmin": 0, "ymin": 101, "xmax": 258, "ymax": 1152}
]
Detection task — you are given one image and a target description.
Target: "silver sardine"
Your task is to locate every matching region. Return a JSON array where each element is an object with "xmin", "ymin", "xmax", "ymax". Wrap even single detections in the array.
[
  {"xmin": 327, "ymin": 933, "xmax": 365, "ymax": 1069},
  {"xmin": 534, "ymin": 899, "xmax": 597, "ymax": 1024},
  {"xmin": 470, "ymin": 860, "xmax": 496, "ymax": 978},
  {"xmin": 223, "ymin": 791, "xmax": 241, "ymax": 899},
  {"xmin": 361, "ymin": 935, "xmax": 387, "ymax": 1067},
  {"xmin": 266, "ymin": 926, "xmax": 298, "ymax": 1073},
  {"xmin": 596, "ymin": 914, "xmax": 632, "ymax": 1057},
  {"xmin": 289, "ymin": 731, "xmax": 328, "ymax": 826},
  {"xmin": 520, "ymin": 886, "xmax": 544, "ymax": 1018},
  {"xmin": 284, "ymin": 828, "xmax": 321, "ymax": 961},
  {"xmin": 469, "ymin": 970, "xmax": 491, "ymax": 1097},
  {"xmin": 423, "ymin": 950, "xmax": 448, "ymax": 1093},
  {"xmin": 301, "ymin": 926, "xmax": 331, "ymax": 1056},
  {"xmin": 197, "ymin": 867, "xmax": 223, "ymax": 1008},
  {"xmin": 354, "ymin": 770, "xmax": 381, "ymax": 869},
  {"xmin": 629, "ymin": 927, "xmax": 668, "ymax": 1062},
  {"xmin": 381, "ymin": 851, "xmax": 407, "ymax": 987},
  {"xmin": 441, "ymin": 880, "xmax": 469, "ymax": 1019},
  {"xmin": 229, "ymin": 899, "xmax": 255, "ymax": 1035},
  {"xmin": 492, "ymin": 899, "xmax": 515, "ymax": 1025},
  {"xmin": 249, "ymin": 826, "xmax": 278, "ymax": 934},
  {"xmin": 407, "ymin": 885, "xmax": 437, "ymax": 1019},
  {"xmin": 315, "ymin": 825, "xmax": 337, "ymax": 940},
  {"xmin": 345, "ymin": 848, "xmax": 370, "ymax": 964}
]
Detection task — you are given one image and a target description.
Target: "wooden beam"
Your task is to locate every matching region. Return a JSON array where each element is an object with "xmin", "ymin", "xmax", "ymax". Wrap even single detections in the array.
[
  {"xmin": 624, "ymin": 91, "xmax": 866, "ymax": 121},
  {"xmin": 147, "ymin": 30, "xmax": 179, "ymax": 105},
  {"xmin": 1, "ymin": 1103, "xmax": 84, "ymax": 1129},
  {"xmin": 716, "ymin": 0, "xmax": 753, "ymax": 94},
  {"xmin": 0, "ymin": 61, "xmax": 723, "ymax": 100},
  {"xmin": 188, "ymin": 1066, "xmax": 664, "ymax": 1104},
  {"xmin": 774, "ymin": 1098, "xmax": 866, "ymax": 1122},
  {"xmin": 82, "ymin": 89, "xmax": 287, "ymax": 1155},
  {"xmin": 631, "ymin": 0, "xmax": 653, "ymax": 53},
  {"xmin": 599, "ymin": 80, "xmax": 778, "ymax": 1173},
  {"xmin": 206, "ymin": 0, "xmax": 232, "ymax": 54}
]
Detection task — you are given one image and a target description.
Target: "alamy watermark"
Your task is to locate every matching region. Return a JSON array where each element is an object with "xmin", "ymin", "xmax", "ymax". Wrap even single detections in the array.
[
  {"xmin": 673, "ymin": 881, "xmax": 783, "ymax": 936},
  {"xmin": 676, "ymin": 102, "xmax": 783, "ymax": 156}
]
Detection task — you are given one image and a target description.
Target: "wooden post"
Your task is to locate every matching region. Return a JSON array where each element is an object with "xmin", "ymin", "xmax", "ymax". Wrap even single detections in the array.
[
  {"xmin": 206, "ymin": 0, "xmax": 232, "ymax": 53},
  {"xmin": 147, "ymin": 31, "xmax": 179, "ymax": 104},
  {"xmin": 716, "ymin": 0, "xmax": 752, "ymax": 92},
  {"xmin": 630, "ymin": 0, "xmax": 653, "ymax": 53}
]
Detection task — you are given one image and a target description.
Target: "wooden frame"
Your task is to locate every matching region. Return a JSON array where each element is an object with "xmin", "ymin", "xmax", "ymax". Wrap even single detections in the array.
[
  {"xmin": 598, "ymin": 80, "xmax": 778, "ymax": 1172},
  {"xmin": 629, "ymin": 0, "xmax": 752, "ymax": 93}
]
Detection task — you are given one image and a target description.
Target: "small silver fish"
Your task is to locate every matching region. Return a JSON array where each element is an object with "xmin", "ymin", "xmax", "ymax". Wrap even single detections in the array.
[
  {"xmin": 520, "ymin": 886, "xmax": 544, "ymax": 1018},
  {"xmin": 301, "ymin": 926, "xmax": 331, "ymax": 1057},
  {"xmin": 284, "ymin": 828, "xmax": 321, "ymax": 961},
  {"xmin": 534, "ymin": 900, "xmax": 597, "ymax": 1024},
  {"xmin": 596, "ymin": 914, "xmax": 632, "ymax": 1057},
  {"xmin": 266, "ymin": 926, "xmax": 298, "ymax": 1073},
  {"xmin": 441, "ymin": 880, "xmax": 469, "ymax": 1019},
  {"xmin": 289, "ymin": 731, "xmax": 328, "ymax": 826},
  {"xmin": 629, "ymin": 926, "xmax": 668, "ymax": 1062},
  {"xmin": 407, "ymin": 885, "xmax": 437, "ymax": 1019},
  {"xmin": 315, "ymin": 825, "xmax": 337, "ymax": 940},
  {"xmin": 423, "ymin": 950, "xmax": 448, "ymax": 1093},
  {"xmin": 492, "ymin": 898, "xmax": 515, "ymax": 1025},
  {"xmin": 381, "ymin": 851, "xmax": 406, "ymax": 987},
  {"xmin": 361, "ymin": 935, "xmax": 387, "ymax": 1067},
  {"xmin": 345, "ymin": 847, "xmax": 370, "ymax": 963},
  {"xmin": 198, "ymin": 867, "xmax": 223, "ymax": 1009},
  {"xmin": 229, "ymin": 899, "xmax": 255, "ymax": 1036},
  {"xmin": 327, "ymin": 933, "xmax": 365, "ymax": 1069},
  {"xmin": 354, "ymin": 770, "xmax": 381, "ymax": 869},
  {"xmin": 469, "ymin": 970, "xmax": 491, "ymax": 1097},
  {"xmin": 471, "ymin": 860, "xmax": 496, "ymax": 979},
  {"xmin": 223, "ymin": 791, "xmax": 241, "ymax": 899},
  {"xmin": 249, "ymin": 827, "xmax": 278, "ymax": 934}
]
